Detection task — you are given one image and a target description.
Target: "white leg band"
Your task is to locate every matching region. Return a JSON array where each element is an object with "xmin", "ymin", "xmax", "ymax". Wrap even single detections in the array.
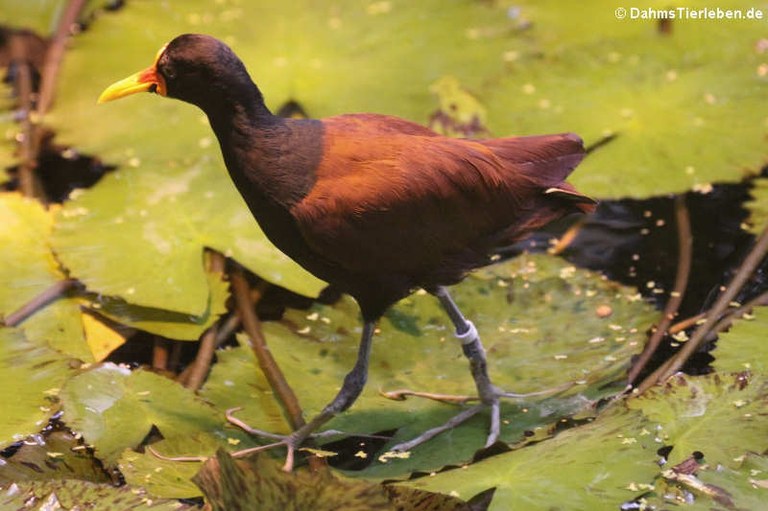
[{"xmin": 454, "ymin": 320, "xmax": 478, "ymax": 345}]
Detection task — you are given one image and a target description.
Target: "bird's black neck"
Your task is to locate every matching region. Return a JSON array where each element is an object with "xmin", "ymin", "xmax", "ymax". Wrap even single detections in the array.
[{"xmin": 202, "ymin": 88, "xmax": 321, "ymax": 211}]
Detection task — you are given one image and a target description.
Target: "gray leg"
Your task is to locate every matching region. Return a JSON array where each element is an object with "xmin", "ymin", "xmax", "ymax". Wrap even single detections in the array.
[
  {"xmin": 237, "ymin": 321, "xmax": 376, "ymax": 470},
  {"xmin": 390, "ymin": 287, "xmax": 502, "ymax": 452},
  {"xmin": 433, "ymin": 286, "xmax": 501, "ymax": 407},
  {"xmin": 288, "ymin": 321, "xmax": 375, "ymax": 436}
]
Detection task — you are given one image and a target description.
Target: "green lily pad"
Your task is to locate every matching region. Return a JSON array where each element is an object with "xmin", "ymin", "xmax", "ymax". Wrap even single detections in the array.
[
  {"xmin": 628, "ymin": 373, "xmax": 768, "ymax": 468},
  {"xmin": 0, "ymin": 478, "xmax": 194, "ymax": 510},
  {"xmin": 0, "ymin": 328, "xmax": 77, "ymax": 449},
  {"xmin": 51, "ymin": 0, "xmax": 768, "ymax": 201},
  {"xmin": 0, "ymin": 1, "xmax": 111, "ymax": 36},
  {"xmin": 405, "ymin": 406, "xmax": 660, "ymax": 510},
  {"xmin": 746, "ymin": 177, "xmax": 768, "ymax": 235},
  {"xmin": 0, "ymin": 82, "xmax": 16, "ymax": 175},
  {"xmin": 84, "ymin": 264, "xmax": 229, "ymax": 341},
  {"xmin": 50, "ymin": 150, "xmax": 324, "ymax": 316},
  {"xmin": 119, "ymin": 434, "xmax": 223, "ymax": 499},
  {"xmin": 59, "ymin": 365, "xmax": 256, "ymax": 465},
  {"xmin": 484, "ymin": 0, "xmax": 768, "ymax": 197},
  {"xmin": 713, "ymin": 307, "xmax": 767, "ymax": 374},
  {"xmin": 201, "ymin": 254, "xmax": 656, "ymax": 477},
  {"xmin": 0, "ymin": 0, "xmax": 63, "ymax": 35},
  {"xmin": 0, "ymin": 193, "xmax": 92, "ymax": 360}
]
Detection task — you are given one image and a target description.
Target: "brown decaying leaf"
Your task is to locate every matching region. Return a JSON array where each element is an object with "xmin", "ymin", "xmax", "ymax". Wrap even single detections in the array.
[{"xmin": 193, "ymin": 450, "xmax": 475, "ymax": 511}]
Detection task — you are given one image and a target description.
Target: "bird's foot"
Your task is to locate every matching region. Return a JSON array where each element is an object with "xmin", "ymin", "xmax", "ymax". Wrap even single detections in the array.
[
  {"xmin": 225, "ymin": 407, "xmax": 389, "ymax": 471},
  {"xmin": 383, "ymin": 383, "xmax": 573, "ymax": 453},
  {"xmin": 224, "ymin": 408, "xmax": 315, "ymax": 471}
]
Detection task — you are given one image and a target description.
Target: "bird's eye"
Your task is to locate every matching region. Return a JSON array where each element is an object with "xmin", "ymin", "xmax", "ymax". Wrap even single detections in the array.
[{"xmin": 163, "ymin": 64, "xmax": 176, "ymax": 81}]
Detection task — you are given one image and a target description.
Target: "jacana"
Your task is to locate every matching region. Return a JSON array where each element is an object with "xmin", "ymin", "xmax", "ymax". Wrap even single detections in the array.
[{"xmin": 99, "ymin": 33, "xmax": 596, "ymax": 470}]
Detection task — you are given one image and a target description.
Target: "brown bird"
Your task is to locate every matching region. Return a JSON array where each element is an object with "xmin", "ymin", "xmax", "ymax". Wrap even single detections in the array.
[{"xmin": 99, "ymin": 34, "xmax": 596, "ymax": 469}]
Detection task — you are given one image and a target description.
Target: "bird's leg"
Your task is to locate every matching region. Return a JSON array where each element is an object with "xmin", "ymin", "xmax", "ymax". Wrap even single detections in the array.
[
  {"xmin": 390, "ymin": 286, "xmax": 502, "ymax": 453},
  {"xmin": 433, "ymin": 286, "xmax": 503, "ymax": 445},
  {"xmin": 231, "ymin": 321, "xmax": 376, "ymax": 471}
]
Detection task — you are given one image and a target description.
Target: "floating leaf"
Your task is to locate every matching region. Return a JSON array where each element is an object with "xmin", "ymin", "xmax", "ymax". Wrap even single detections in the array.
[
  {"xmin": 119, "ymin": 434, "xmax": 222, "ymax": 499},
  {"xmin": 713, "ymin": 307, "xmax": 768, "ymax": 374},
  {"xmin": 51, "ymin": 0, "xmax": 768, "ymax": 203},
  {"xmin": 628, "ymin": 373, "xmax": 768, "ymax": 468},
  {"xmin": 84, "ymin": 264, "xmax": 229, "ymax": 341},
  {"xmin": 405, "ymin": 406, "xmax": 660, "ymax": 510},
  {"xmin": 59, "ymin": 365, "xmax": 254, "ymax": 464},
  {"xmin": 746, "ymin": 177, "xmax": 768, "ymax": 235},
  {"xmin": 0, "ymin": 0, "xmax": 63, "ymax": 35},
  {"xmin": 51, "ymin": 153, "xmax": 324, "ymax": 316},
  {"xmin": 0, "ymin": 430, "xmax": 109, "ymax": 484},
  {"xmin": 0, "ymin": 193, "xmax": 91, "ymax": 360},
  {"xmin": 81, "ymin": 312, "xmax": 126, "ymax": 361},
  {"xmin": 0, "ymin": 478, "xmax": 193, "ymax": 510},
  {"xmin": 0, "ymin": 328, "xmax": 76, "ymax": 449},
  {"xmin": 482, "ymin": 0, "xmax": 768, "ymax": 197}
]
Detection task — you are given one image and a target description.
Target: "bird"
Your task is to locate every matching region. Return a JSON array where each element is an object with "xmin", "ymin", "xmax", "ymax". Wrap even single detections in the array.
[{"xmin": 99, "ymin": 33, "xmax": 596, "ymax": 470}]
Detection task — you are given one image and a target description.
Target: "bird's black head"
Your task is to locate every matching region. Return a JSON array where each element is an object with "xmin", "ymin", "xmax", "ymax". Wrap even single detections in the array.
[{"xmin": 99, "ymin": 34, "xmax": 265, "ymax": 115}]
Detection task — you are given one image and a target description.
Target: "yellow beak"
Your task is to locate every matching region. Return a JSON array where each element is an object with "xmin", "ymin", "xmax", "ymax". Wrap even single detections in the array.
[{"xmin": 98, "ymin": 44, "xmax": 168, "ymax": 103}]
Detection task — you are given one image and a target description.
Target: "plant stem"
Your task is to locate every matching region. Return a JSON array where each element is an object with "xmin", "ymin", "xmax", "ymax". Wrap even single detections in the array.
[
  {"xmin": 36, "ymin": 0, "xmax": 87, "ymax": 117},
  {"xmin": 628, "ymin": 194, "xmax": 692, "ymax": 384},
  {"xmin": 636, "ymin": 220, "xmax": 768, "ymax": 393},
  {"xmin": 9, "ymin": 37, "xmax": 41, "ymax": 199},
  {"xmin": 230, "ymin": 265, "xmax": 306, "ymax": 432},
  {"xmin": 2, "ymin": 279, "xmax": 79, "ymax": 327},
  {"xmin": 152, "ymin": 338, "xmax": 171, "ymax": 371}
]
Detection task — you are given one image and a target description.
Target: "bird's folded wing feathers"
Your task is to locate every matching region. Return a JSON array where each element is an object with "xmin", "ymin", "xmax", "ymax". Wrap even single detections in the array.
[{"xmin": 290, "ymin": 130, "xmax": 587, "ymax": 273}]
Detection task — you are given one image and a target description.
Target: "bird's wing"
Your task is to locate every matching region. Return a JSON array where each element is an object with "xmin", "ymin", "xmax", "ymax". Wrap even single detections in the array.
[{"xmin": 290, "ymin": 125, "xmax": 585, "ymax": 276}]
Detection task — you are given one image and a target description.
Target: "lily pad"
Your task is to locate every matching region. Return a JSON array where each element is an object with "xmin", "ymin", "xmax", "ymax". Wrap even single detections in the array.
[
  {"xmin": 59, "ymin": 364, "xmax": 256, "ymax": 465},
  {"xmin": 51, "ymin": 0, "xmax": 768, "ymax": 201},
  {"xmin": 484, "ymin": 0, "xmax": 768, "ymax": 197},
  {"xmin": 0, "ymin": 430, "xmax": 109, "ymax": 484},
  {"xmin": 0, "ymin": 193, "xmax": 93, "ymax": 360},
  {"xmin": 0, "ymin": 478, "xmax": 193, "ymax": 510},
  {"xmin": 119, "ymin": 434, "xmax": 223, "ymax": 499},
  {"xmin": 50, "ymin": 146, "xmax": 324, "ymax": 316},
  {"xmin": 628, "ymin": 372, "xmax": 768, "ymax": 468},
  {"xmin": 746, "ymin": 177, "xmax": 768, "ymax": 235},
  {"xmin": 0, "ymin": 328, "xmax": 77, "ymax": 449},
  {"xmin": 713, "ymin": 307, "xmax": 767, "ymax": 374},
  {"xmin": 83, "ymin": 263, "xmax": 229, "ymax": 341},
  {"xmin": 0, "ymin": 1, "xmax": 115, "ymax": 35},
  {"xmin": 405, "ymin": 406, "xmax": 660, "ymax": 510},
  {"xmin": 201, "ymin": 254, "xmax": 656, "ymax": 477},
  {"xmin": 0, "ymin": 0, "xmax": 64, "ymax": 35}
]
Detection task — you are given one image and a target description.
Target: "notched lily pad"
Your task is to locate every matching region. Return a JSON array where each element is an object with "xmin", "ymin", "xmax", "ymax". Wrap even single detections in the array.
[
  {"xmin": 628, "ymin": 372, "xmax": 768, "ymax": 468},
  {"xmin": 51, "ymin": 161, "xmax": 324, "ymax": 316},
  {"xmin": 0, "ymin": 193, "xmax": 93, "ymax": 360},
  {"xmin": 713, "ymin": 307, "xmax": 767, "ymax": 374},
  {"xmin": 0, "ymin": 328, "xmax": 77, "ymax": 449},
  {"xmin": 59, "ymin": 365, "xmax": 254, "ymax": 465},
  {"xmin": 0, "ymin": 429, "xmax": 109, "ymax": 484},
  {"xmin": 746, "ymin": 177, "xmax": 768, "ymax": 235},
  {"xmin": 406, "ymin": 406, "xmax": 659, "ymax": 510},
  {"xmin": 0, "ymin": 478, "xmax": 193, "ymax": 510}
]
